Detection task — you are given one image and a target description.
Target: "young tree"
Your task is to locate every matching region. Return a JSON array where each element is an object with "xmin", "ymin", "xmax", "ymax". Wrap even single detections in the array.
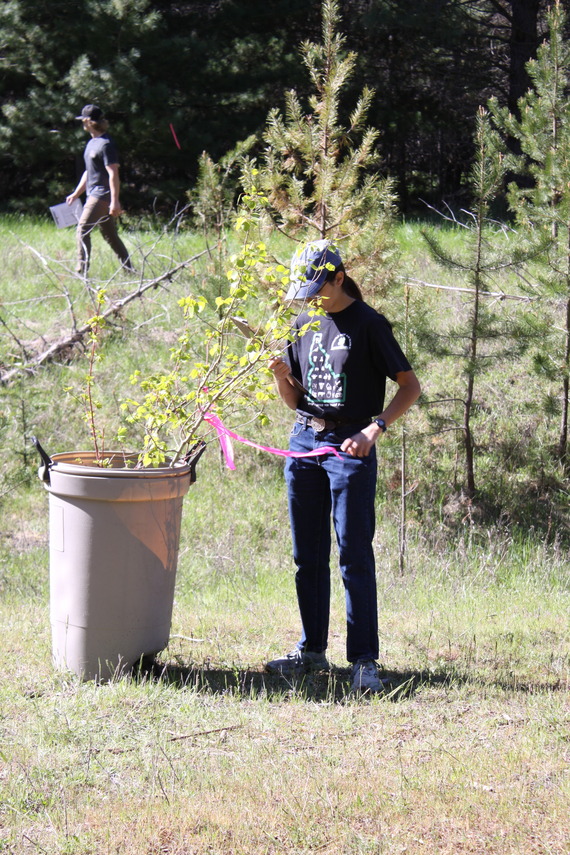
[
  {"xmin": 251, "ymin": 0, "xmax": 398, "ymax": 296},
  {"xmin": 188, "ymin": 137, "xmax": 257, "ymax": 314},
  {"xmin": 421, "ymin": 108, "xmax": 529, "ymax": 498},
  {"xmin": 490, "ymin": 0, "xmax": 570, "ymax": 468}
]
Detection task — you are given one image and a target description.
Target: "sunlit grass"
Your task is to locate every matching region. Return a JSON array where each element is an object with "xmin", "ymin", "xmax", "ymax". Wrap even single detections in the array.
[{"xmin": 1, "ymin": 512, "xmax": 569, "ymax": 854}]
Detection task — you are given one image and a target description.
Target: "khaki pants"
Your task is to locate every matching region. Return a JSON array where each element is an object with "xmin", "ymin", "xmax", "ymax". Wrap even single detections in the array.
[{"xmin": 76, "ymin": 195, "xmax": 132, "ymax": 274}]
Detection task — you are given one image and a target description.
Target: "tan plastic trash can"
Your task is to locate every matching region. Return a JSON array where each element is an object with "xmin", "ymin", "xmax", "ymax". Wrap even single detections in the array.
[{"xmin": 44, "ymin": 451, "xmax": 193, "ymax": 681}]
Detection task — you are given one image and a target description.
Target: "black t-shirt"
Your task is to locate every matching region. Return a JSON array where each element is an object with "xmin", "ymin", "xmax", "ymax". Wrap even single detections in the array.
[
  {"xmin": 83, "ymin": 134, "xmax": 119, "ymax": 198},
  {"xmin": 284, "ymin": 300, "xmax": 412, "ymax": 421}
]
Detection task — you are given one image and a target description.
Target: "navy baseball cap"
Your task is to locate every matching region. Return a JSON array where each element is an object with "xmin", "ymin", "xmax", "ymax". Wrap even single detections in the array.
[
  {"xmin": 75, "ymin": 104, "xmax": 104, "ymax": 121},
  {"xmin": 285, "ymin": 239, "xmax": 343, "ymax": 300}
]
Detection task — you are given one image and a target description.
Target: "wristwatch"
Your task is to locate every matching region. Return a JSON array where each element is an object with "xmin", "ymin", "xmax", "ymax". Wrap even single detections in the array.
[{"xmin": 373, "ymin": 417, "xmax": 387, "ymax": 433}]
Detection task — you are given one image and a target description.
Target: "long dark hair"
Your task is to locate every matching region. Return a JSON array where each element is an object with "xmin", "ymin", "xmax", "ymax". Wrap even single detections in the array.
[{"xmin": 325, "ymin": 263, "xmax": 363, "ymax": 301}]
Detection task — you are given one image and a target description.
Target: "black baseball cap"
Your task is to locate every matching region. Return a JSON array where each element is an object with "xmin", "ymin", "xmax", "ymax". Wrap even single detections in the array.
[{"xmin": 75, "ymin": 104, "xmax": 104, "ymax": 121}]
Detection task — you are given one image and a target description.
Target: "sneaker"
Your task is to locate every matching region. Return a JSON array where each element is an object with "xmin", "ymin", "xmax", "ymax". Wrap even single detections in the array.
[
  {"xmin": 265, "ymin": 649, "xmax": 329, "ymax": 676},
  {"xmin": 350, "ymin": 660, "xmax": 383, "ymax": 693}
]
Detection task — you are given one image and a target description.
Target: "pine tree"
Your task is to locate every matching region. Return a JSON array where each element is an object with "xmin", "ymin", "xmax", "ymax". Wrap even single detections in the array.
[
  {"xmin": 421, "ymin": 108, "xmax": 529, "ymax": 498},
  {"xmin": 490, "ymin": 0, "xmax": 570, "ymax": 468},
  {"xmin": 250, "ymin": 0, "xmax": 397, "ymax": 296}
]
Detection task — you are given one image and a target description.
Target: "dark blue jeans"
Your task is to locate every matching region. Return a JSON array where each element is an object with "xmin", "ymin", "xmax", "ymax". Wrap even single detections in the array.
[{"xmin": 285, "ymin": 421, "xmax": 379, "ymax": 664}]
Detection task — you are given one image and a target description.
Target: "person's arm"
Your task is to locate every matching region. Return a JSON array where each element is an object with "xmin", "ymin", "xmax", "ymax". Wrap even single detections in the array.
[
  {"xmin": 66, "ymin": 171, "xmax": 87, "ymax": 205},
  {"xmin": 105, "ymin": 163, "xmax": 123, "ymax": 216},
  {"xmin": 269, "ymin": 357, "xmax": 302, "ymax": 411},
  {"xmin": 341, "ymin": 369, "xmax": 421, "ymax": 458}
]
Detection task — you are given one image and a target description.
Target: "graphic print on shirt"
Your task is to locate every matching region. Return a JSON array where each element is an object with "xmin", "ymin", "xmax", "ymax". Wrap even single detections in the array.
[{"xmin": 307, "ymin": 332, "xmax": 350, "ymax": 405}]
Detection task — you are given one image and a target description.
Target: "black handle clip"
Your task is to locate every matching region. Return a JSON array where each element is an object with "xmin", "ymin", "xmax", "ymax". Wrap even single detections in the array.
[
  {"xmin": 32, "ymin": 436, "xmax": 53, "ymax": 485},
  {"xmin": 184, "ymin": 441, "xmax": 206, "ymax": 483}
]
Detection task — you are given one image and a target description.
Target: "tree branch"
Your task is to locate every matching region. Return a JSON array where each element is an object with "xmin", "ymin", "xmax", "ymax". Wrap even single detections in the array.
[{"xmin": 0, "ymin": 250, "xmax": 209, "ymax": 385}]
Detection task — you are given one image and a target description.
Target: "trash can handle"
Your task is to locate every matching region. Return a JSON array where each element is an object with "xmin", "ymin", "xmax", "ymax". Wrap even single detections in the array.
[
  {"xmin": 32, "ymin": 436, "xmax": 53, "ymax": 485},
  {"xmin": 184, "ymin": 441, "xmax": 206, "ymax": 483}
]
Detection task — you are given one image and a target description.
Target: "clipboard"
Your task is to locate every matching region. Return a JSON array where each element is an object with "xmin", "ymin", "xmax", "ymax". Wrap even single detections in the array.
[{"xmin": 49, "ymin": 199, "xmax": 83, "ymax": 228}]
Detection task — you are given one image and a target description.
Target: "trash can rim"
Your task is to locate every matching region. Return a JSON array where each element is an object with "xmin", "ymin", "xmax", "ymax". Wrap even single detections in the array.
[{"xmin": 49, "ymin": 450, "xmax": 192, "ymax": 479}]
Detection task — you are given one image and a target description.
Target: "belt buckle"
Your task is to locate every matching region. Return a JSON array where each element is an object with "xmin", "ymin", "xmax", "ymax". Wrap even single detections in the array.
[{"xmin": 309, "ymin": 417, "xmax": 326, "ymax": 432}]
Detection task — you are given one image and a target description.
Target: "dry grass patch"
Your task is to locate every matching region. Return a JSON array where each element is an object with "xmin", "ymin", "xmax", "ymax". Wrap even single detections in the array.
[{"xmin": 2, "ymin": 680, "xmax": 569, "ymax": 854}]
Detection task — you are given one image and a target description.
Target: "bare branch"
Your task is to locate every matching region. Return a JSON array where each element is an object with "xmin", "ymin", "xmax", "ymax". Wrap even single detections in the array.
[
  {"xmin": 0, "ymin": 312, "xmax": 31, "ymax": 362},
  {"xmin": 0, "ymin": 250, "xmax": 209, "ymax": 385},
  {"xmin": 404, "ymin": 277, "xmax": 539, "ymax": 303}
]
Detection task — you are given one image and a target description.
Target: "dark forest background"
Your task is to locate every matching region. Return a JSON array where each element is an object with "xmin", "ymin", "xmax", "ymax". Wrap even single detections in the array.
[{"xmin": 0, "ymin": 0, "xmax": 563, "ymax": 214}]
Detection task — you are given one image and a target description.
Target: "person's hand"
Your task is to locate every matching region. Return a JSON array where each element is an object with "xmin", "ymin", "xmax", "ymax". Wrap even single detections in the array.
[
  {"xmin": 109, "ymin": 201, "xmax": 123, "ymax": 217},
  {"xmin": 66, "ymin": 193, "xmax": 76, "ymax": 206},
  {"xmin": 341, "ymin": 425, "xmax": 381, "ymax": 458},
  {"xmin": 268, "ymin": 357, "xmax": 291, "ymax": 382}
]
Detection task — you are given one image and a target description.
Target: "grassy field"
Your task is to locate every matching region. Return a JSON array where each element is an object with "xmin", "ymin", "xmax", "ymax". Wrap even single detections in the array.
[{"xmin": 0, "ymin": 216, "xmax": 569, "ymax": 854}]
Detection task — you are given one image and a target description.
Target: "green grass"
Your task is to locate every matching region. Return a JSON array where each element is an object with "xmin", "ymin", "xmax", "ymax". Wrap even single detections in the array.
[
  {"xmin": 1, "ymin": 446, "xmax": 569, "ymax": 853},
  {"xmin": 1, "ymin": 217, "xmax": 570, "ymax": 853},
  {"xmin": 1, "ymin": 495, "xmax": 569, "ymax": 853}
]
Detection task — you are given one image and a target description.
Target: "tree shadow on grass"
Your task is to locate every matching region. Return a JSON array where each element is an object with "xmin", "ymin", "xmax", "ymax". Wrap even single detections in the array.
[{"xmin": 133, "ymin": 658, "xmax": 566, "ymax": 702}]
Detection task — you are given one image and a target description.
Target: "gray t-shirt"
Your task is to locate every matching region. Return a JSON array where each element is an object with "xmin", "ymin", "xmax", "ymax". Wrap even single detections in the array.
[{"xmin": 83, "ymin": 134, "xmax": 119, "ymax": 198}]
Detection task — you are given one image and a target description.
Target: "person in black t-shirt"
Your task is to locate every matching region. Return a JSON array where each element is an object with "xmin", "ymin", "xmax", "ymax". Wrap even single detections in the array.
[
  {"xmin": 66, "ymin": 105, "xmax": 133, "ymax": 276},
  {"xmin": 266, "ymin": 239, "xmax": 421, "ymax": 692}
]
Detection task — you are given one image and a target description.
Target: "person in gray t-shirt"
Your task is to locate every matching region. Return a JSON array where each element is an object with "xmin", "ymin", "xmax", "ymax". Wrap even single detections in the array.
[{"xmin": 66, "ymin": 104, "xmax": 133, "ymax": 276}]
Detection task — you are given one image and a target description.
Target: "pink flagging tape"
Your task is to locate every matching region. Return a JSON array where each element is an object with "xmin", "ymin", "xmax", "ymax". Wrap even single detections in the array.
[
  {"xmin": 169, "ymin": 123, "xmax": 181, "ymax": 150},
  {"xmin": 204, "ymin": 412, "xmax": 343, "ymax": 471}
]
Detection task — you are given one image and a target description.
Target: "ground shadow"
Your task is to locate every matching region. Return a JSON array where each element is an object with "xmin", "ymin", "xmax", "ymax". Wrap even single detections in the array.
[{"xmin": 133, "ymin": 658, "xmax": 565, "ymax": 702}]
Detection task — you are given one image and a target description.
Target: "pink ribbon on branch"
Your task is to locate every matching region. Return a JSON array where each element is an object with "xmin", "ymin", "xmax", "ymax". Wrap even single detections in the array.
[
  {"xmin": 204, "ymin": 412, "xmax": 343, "ymax": 471},
  {"xmin": 169, "ymin": 123, "xmax": 181, "ymax": 150}
]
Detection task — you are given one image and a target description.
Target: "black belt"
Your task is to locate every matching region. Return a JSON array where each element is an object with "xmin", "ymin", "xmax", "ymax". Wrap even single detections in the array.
[{"xmin": 295, "ymin": 413, "xmax": 368, "ymax": 433}]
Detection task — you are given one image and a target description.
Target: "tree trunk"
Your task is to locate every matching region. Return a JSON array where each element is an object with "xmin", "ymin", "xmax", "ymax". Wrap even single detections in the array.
[
  {"xmin": 559, "ymin": 232, "xmax": 570, "ymax": 467},
  {"xmin": 508, "ymin": 0, "xmax": 541, "ymax": 116},
  {"xmin": 557, "ymin": 226, "xmax": 570, "ymax": 468},
  {"xmin": 464, "ymin": 375, "xmax": 477, "ymax": 498}
]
